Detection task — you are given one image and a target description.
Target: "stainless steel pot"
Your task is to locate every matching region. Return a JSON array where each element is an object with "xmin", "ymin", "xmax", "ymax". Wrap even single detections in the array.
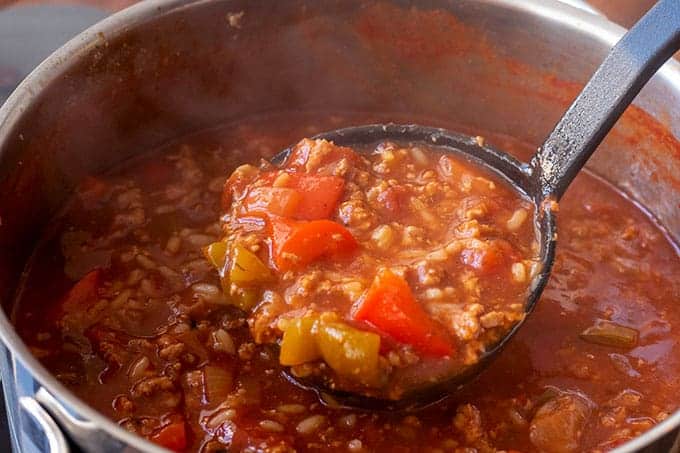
[{"xmin": 0, "ymin": 1, "xmax": 678, "ymax": 452}]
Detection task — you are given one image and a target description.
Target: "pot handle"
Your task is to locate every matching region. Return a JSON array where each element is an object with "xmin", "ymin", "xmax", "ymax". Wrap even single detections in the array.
[
  {"xmin": 32, "ymin": 387, "xmax": 138, "ymax": 453},
  {"xmin": 19, "ymin": 395, "xmax": 70, "ymax": 453}
]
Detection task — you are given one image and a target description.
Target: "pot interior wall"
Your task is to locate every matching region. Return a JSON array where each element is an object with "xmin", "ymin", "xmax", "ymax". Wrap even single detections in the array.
[{"xmin": 1, "ymin": 0, "xmax": 679, "ymax": 313}]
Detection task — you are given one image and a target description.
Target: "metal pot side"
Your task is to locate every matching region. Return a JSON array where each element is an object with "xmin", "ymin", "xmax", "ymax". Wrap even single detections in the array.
[{"xmin": 0, "ymin": 1, "xmax": 678, "ymax": 451}]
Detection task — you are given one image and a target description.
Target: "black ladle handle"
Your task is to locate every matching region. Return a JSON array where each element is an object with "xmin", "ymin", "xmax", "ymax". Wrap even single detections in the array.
[{"xmin": 532, "ymin": 0, "xmax": 680, "ymax": 200}]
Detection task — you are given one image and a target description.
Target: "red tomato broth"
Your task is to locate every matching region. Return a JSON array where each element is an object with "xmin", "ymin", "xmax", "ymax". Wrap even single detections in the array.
[{"xmin": 11, "ymin": 111, "xmax": 680, "ymax": 452}]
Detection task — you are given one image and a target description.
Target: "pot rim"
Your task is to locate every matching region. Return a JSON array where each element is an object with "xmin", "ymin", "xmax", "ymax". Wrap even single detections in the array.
[{"xmin": 0, "ymin": 1, "xmax": 678, "ymax": 452}]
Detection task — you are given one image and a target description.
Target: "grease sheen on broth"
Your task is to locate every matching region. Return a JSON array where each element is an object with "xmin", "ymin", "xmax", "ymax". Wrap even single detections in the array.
[{"xmin": 12, "ymin": 112, "xmax": 680, "ymax": 452}]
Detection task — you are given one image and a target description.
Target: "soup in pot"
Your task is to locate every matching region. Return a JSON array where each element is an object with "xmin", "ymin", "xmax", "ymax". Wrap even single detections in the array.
[{"xmin": 12, "ymin": 112, "xmax": 680, "ymax": 452}]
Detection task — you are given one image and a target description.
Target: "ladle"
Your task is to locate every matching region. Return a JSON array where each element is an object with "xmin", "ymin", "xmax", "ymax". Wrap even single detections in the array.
[{"xmin": 272, "ymin": 0, "xmax": 680, "ymax": 410}]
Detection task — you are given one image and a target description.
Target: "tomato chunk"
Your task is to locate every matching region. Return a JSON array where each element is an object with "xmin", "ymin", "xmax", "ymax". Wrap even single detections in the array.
[
  {"xmin": 288, "ymin": 174, "xmax": 345, "ymax": 220},
  {"xmin": 353, "ymin": 269, "xmax": 454, "ymax": 357},
  {"xmin": 376, "ymin": 185, "xmax": 409, "ymax": 219},
  {"xmin": 271, "ymin": 218, "xmax": 358, "ymax": 271},
  {"xmin": 461, "ymin": 239, "xmax": 516, "ymax": 274},
  {"xmin": 151, "ymin": 420, "xmax": 187, "ymax": 452},
  {"xmin": 244, "ymin": 187, "xmax": 301, "ymax": 218}
]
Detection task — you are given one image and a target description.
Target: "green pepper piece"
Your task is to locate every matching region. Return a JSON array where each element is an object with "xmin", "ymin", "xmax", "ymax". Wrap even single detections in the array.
[
  {"xmin": 579, "ymin": 321, "xmax": 638, "ymax": 348},
  {"xmin": 316, "ymin": 321, "xmax": 381, "ymax": 386},
  {"xmin": 279, "ymin": 317, "xmax": 321, "ymax": 366},
  {"xmin": 229, "ymin": 244, "xmax": 273, "ymax": 284},
  {"xmin": 229, "ymin": 286, "xmax": 260, "ymax": 311}
]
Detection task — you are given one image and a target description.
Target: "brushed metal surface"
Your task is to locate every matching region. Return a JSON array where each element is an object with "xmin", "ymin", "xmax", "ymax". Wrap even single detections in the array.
[{"xmin": 0, "ymin": 1, "xmax": 677, "ymax": 452}]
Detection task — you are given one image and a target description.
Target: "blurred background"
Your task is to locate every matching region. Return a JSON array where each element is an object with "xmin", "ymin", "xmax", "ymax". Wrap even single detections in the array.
[
  {"xmin": 0, "ymin": 0, "xmax": 661, "ymax": 25},
  {"xmin": 0, "ymin": 0, "xmax": 662, "ymax": 107},
  {"xmin": 0, "ymin": 0, "xmax": 661, "ymax": 105}
]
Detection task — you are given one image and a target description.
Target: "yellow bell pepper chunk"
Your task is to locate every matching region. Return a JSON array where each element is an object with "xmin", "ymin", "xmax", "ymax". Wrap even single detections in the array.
[
  {"xmin": 205, "ymin": 242, "xmax": 268, "ymax": 311},
  {"xmin": 204, "ymin": 242, "xmax": 228, "ymax": 271},
  {"xmin": 316, "ymin": 322, "xmax": 381, "ymax": 386},
  {"xmin": 279, "ymin": 313, "xmax": 382, "ymax": 386},
  {"xmin": 229, "ymin": 244, "xmax": 273, "ymax": 284},
  {"xmin": 279, "ymin": 317, "xmax": 321, "ymax": 366}
]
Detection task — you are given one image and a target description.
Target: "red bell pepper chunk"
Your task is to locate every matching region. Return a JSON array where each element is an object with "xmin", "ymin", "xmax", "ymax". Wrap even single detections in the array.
[
  {"xmin": 271, "ymin": 218, "xmax": 358, "ymax": 271},
  {"xmin": 151, "ymin": 420, "xmax": 188, "ymax": 452},
  {"xmin": 61, "ymin": 269, "xmax": 101, "ymax": 312},
  {"xmin": 288, "ymin": 174, "xmax": 345, "ymax": 220},
  {"xmin": 353, "ymin": 269, "xmax": 454, "ymax": 357}
]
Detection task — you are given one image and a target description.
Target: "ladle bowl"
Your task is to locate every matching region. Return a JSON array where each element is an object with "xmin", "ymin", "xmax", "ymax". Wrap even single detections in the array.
[{"xmin": 273, "ymin": 124, "xmax": 555, "ymax": 410}]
